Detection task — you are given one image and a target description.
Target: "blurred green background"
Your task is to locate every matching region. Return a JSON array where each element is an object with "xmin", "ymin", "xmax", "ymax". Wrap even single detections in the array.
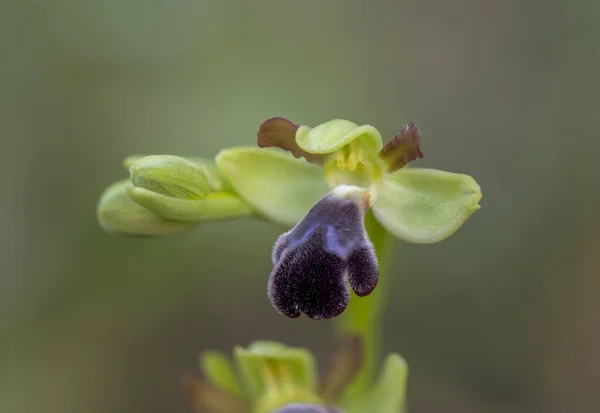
[{"xmin": 2, "ymin": 1, "xmax": 599, "ymax": 412}]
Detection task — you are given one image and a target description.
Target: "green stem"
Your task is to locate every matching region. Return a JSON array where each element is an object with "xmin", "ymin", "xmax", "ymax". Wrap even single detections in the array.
[{"xmin": 336, "ymin": 210, "xmax": 393, "ymax": 397}]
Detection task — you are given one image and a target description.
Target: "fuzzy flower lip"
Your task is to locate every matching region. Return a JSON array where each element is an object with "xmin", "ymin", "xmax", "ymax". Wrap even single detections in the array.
[{"xmin": 268, "ymin": 186, "xmax": 378, "ymax": 320}]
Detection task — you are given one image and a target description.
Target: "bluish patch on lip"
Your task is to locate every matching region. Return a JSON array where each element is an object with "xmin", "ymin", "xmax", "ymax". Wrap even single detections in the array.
[
  {"xmin": 285, "ymin": 223, "xmax": 319, "ymax": 255},
  {"xmin": 324, "ymin": 224, "xmax": 357, "ymax": 259}
]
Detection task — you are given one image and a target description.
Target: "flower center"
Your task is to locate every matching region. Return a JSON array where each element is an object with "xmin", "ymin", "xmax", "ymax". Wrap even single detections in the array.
[{"xmin": 322, "ymin": 143, "xmax": 383, "ymax": 189}]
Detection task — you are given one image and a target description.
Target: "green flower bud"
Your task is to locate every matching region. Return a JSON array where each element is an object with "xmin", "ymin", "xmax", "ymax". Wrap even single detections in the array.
[
  {"xmin": 129, "ymin": 155, "xmax": 211, "ymax": 199},
  {"xmin": 125, "ymin": 155, "xmax": 254, "ymax": 223},
  {"xmin": 96, "ymin": 180, "xmax": 196, "ymax": 236},
  {"xmin": 124, "ymin": 154, "xmax": 232, "ymax": 192}
]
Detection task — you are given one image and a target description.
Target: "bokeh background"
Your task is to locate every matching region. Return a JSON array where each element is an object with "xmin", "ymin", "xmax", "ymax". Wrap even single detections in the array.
[{"xmin": 2, "ymin": 1, "xmax": 599, "ymax": 412}]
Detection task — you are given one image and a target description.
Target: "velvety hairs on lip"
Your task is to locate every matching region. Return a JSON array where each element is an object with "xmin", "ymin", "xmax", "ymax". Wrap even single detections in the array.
[{"xmin": 268, "ymin": 186, "xmax": 378, "ymax": 320}]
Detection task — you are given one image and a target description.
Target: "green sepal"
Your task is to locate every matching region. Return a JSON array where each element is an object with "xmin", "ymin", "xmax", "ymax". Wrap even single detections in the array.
[
  {"xmin": 215, "ymin": 147, "xmax": 329, "ymax": 227},
  {"xmin": 296, "ymin": 120, "xmax": 383, "ymax": 155},
  {"xmin": 342, "ymin": 354, "xmax": 408, "ymax": 413},
  {"xmin": 200, "ymin": 351, "xmax": 244, "ymax": 397},
  {"xmin": 126, "ymin": 187, "xmax": 254, "ymax": 222},
  {"xmin": 96, "ymin": 180, "xmax": 197, "ymax": 236},
  {"xmin": 372, "ymin": 168, "xmax": 482, "ymax": 243},
  {"xmin": 233, "ymin": 341, "xmax": 318, "ymax": 400}
]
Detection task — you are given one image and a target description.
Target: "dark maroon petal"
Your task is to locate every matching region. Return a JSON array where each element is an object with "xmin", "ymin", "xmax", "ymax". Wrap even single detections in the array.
[
  {"xmin": 257, "ymin": 117, "xmax": 326, "ymax": 164},
  {"xmin": 377, "ymin": 122, "xmax": 424, "ymax": 172},
  {"xmin": 269, "ymin": 227, "xmax": 350, "ymax": 320},
  {"xmin": 347, "ymin": 244, "xmax": 379, "ymax": 297}
]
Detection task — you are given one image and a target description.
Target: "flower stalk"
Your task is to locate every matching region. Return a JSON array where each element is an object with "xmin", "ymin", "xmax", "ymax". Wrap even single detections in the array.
[{"xmin": 335, "ymin": 211, "xmax": 393, "ymax": 398}]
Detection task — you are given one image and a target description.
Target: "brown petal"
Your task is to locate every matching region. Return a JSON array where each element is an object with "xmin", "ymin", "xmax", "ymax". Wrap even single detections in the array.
[
  {"xmin": 257, "ymin": 117, "xmax": 325, "ymax": 165},
  {"xmin": 318, "ymin": 335, "xmax": 363, "ymax": 403},
  {"xmin": 377, "ymin": 122, "xmax": 423, "ymax": 172},
  {"xmin": 183, "ymin": 374, "xmax": 249, "ymax": 413}
]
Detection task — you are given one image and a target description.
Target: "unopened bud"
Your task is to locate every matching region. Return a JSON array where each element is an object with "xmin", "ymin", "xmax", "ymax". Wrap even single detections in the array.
[
  {"xmin": 129, "ymin": 155, "xmax": 210, "ymax": 199},
  {"xmin": 96, "ymin": 180, "xmax": 196, "ymax": 236}
]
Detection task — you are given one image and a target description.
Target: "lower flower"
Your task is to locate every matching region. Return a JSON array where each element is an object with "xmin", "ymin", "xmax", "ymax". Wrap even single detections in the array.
[{"xmin": 184, "ymin": 336, "xmax": 408, "ymax": 413}]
